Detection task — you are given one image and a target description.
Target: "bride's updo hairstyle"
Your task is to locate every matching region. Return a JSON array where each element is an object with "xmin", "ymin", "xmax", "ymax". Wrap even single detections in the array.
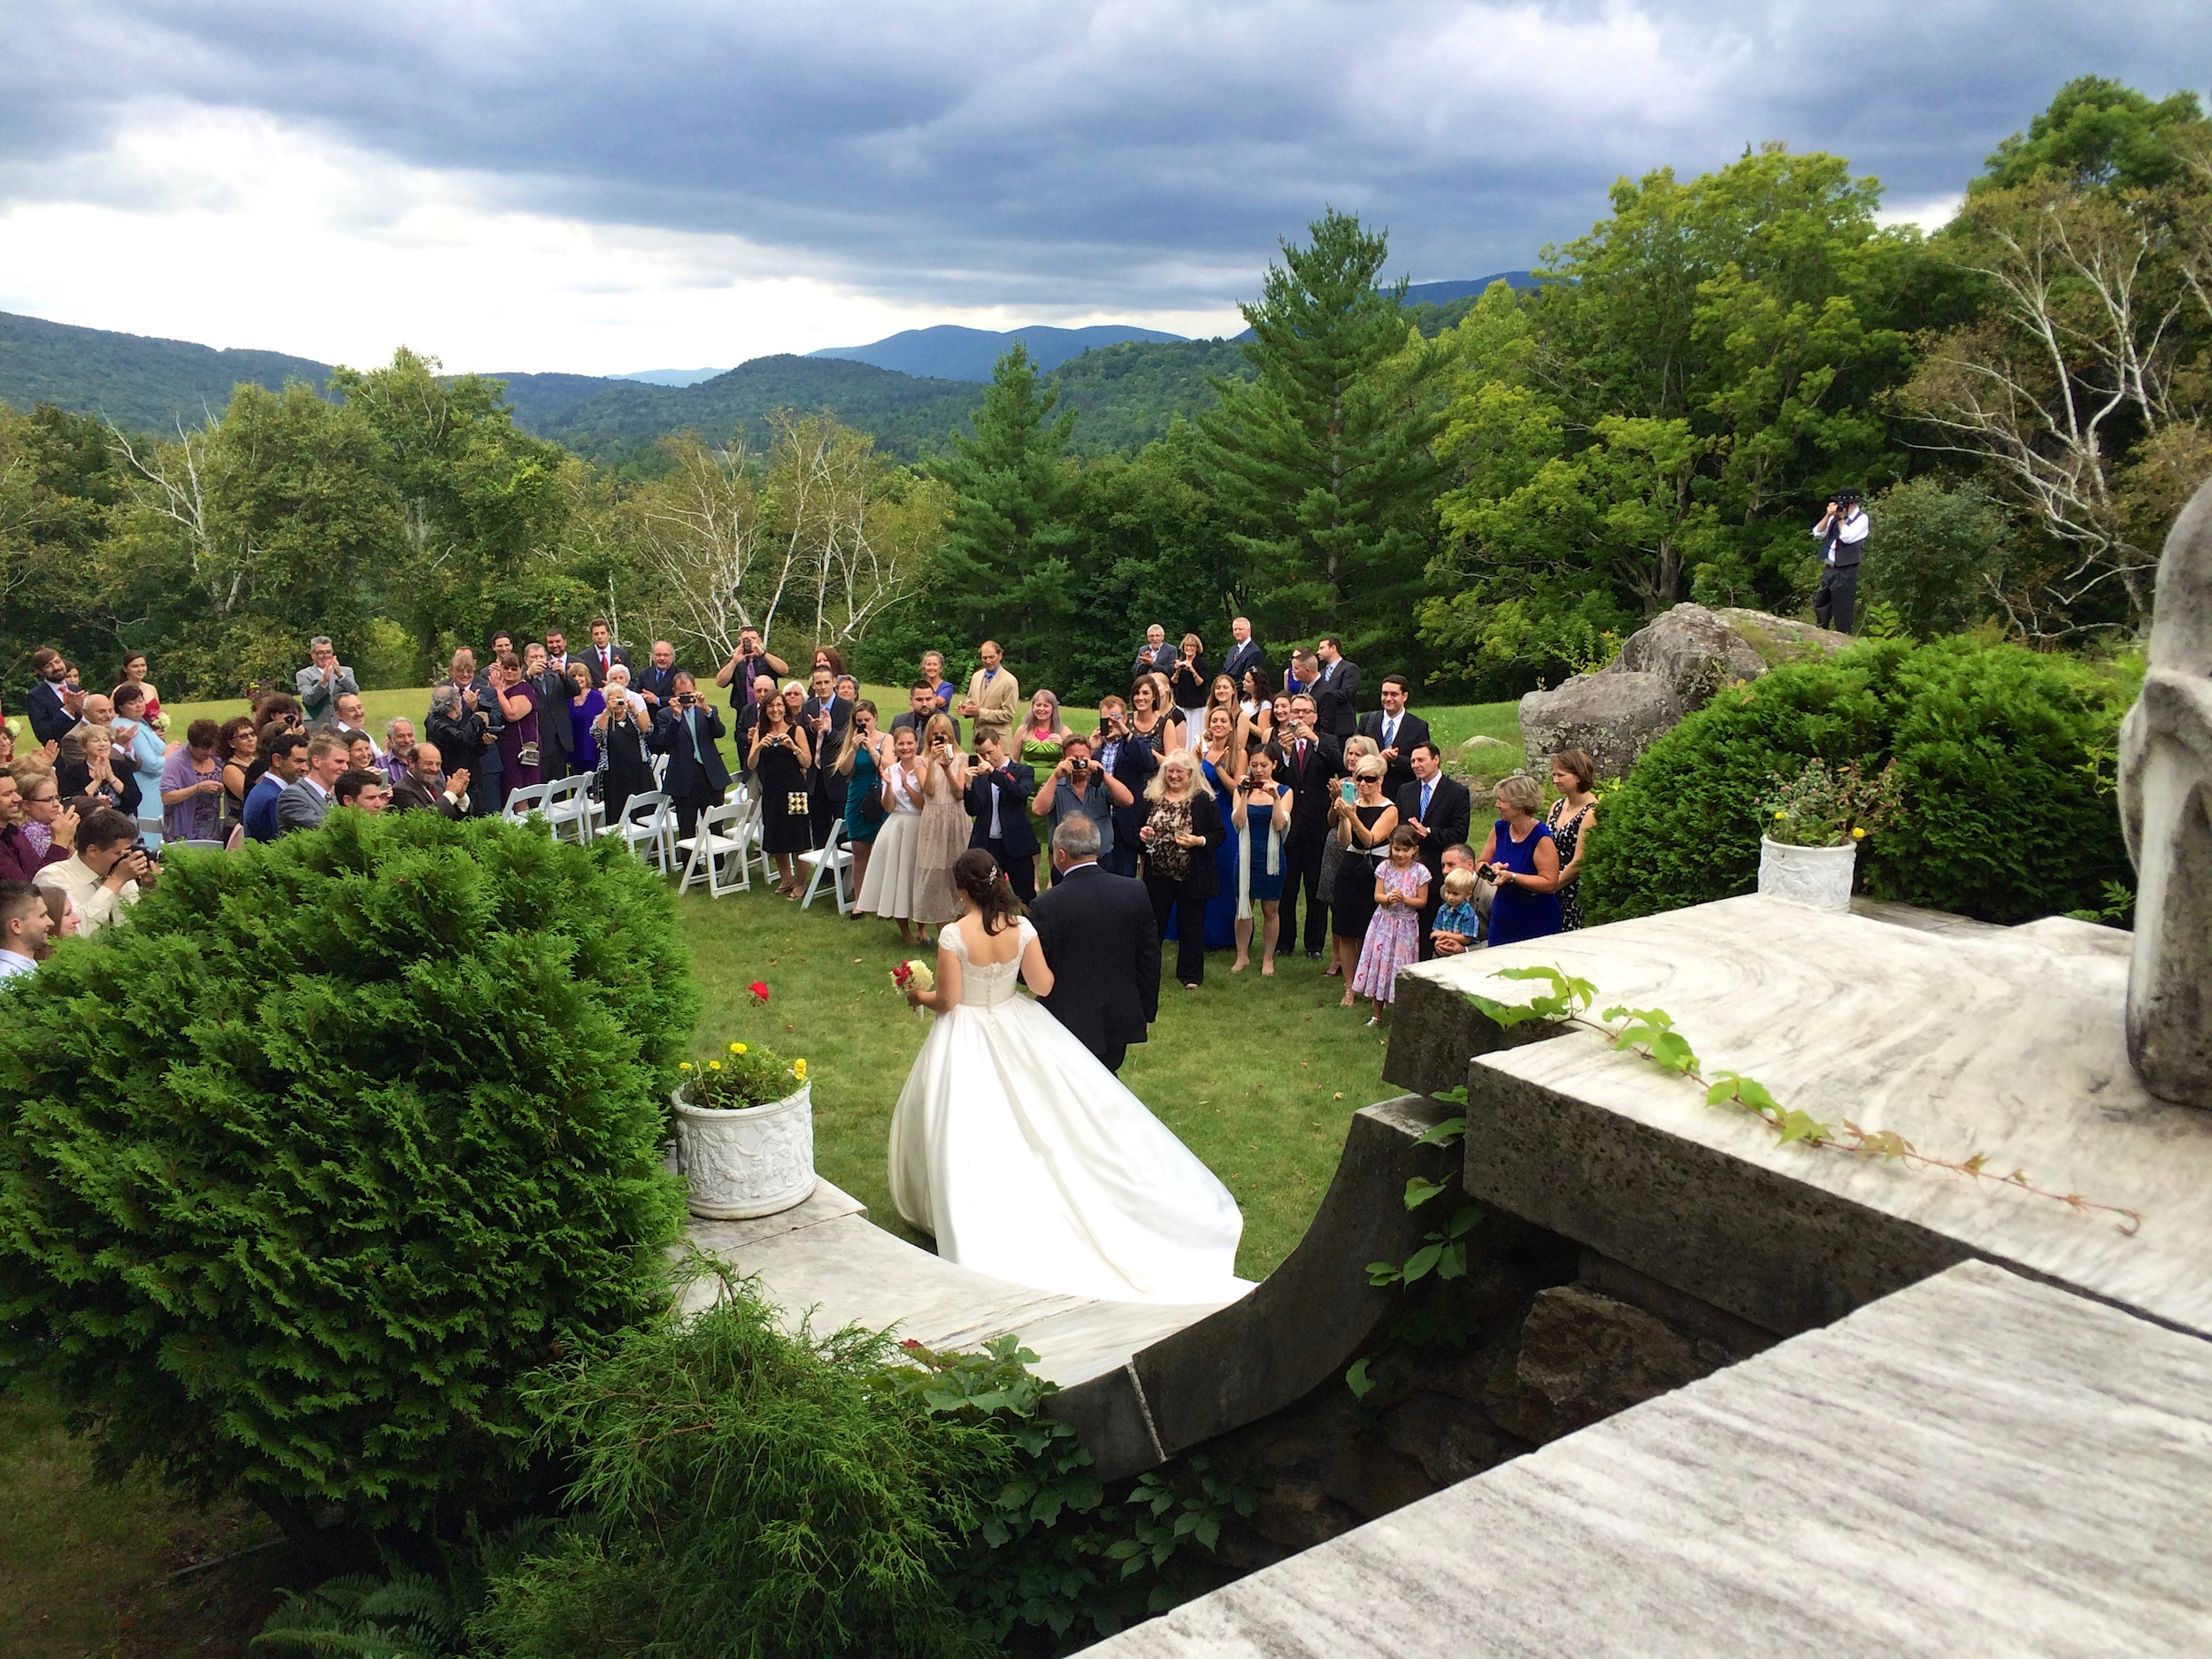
[{"xmin": 953, "ymin": 848, "xmax": 1024, "ymax": 934}]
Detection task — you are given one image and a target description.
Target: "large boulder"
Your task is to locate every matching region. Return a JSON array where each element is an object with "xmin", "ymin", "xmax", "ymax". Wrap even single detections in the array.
[
  {"xmin": 1606, "ymin": 602, "xmax": 1770, "ymax": 710},
  {"xmin": 1517, "ymin": 670, "xmax": 1683, "ymax": 780},
  {"xmin": 1518, "ymin": 603, "xmax": 1855, "ymax": 778}
]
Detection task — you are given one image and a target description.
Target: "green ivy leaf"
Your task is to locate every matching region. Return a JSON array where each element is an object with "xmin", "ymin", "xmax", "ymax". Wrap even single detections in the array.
[
  {"xmin": 1401, "ymin": 1242, "xmax": 1445, "ymax": 1284},
  {"xmin": 1776, "ymin": 1110, "xmax": 1830, "ymax": 1147},
  {"xmin": 1365, "ymin": 1260, "xmax": 1404, "ymax": 1286},
  {"xmin": 1413, "ymin": 1115, "xmax": 1467, "ymax": 1147},
  {"xmin": 1345, "ymin": 1357, "xmax": 1375, "ymax": 1398},
  {"xmin": 1403, "ymin": 1176, "xmax": 1448, "ymax": 1210}
]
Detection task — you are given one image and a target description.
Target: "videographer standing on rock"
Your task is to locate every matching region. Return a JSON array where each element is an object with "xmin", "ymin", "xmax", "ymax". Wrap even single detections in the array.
[{"xmin": 1811, "ymin": 488, "xmax": 1870, "ymax": 633}]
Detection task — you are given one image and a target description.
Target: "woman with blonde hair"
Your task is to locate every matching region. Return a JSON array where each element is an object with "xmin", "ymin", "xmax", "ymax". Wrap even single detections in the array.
[
  {"xmin": 910, "ymin": 711, "xmax": 970, "ymax": 925},
  {"xmin": 1480, "ymin": 771, "xmax": 1563, "ymax": 946},
  {"xmin": 1328, "ymin": 754, "xmax": 1399, "ymax": 1005},
  {"xmin": 1170, "ymin": 634, "xmax": 1210, "ymax": 718},
  {"xmin": 1140, "ymin": 749, "xmax": 1225, "ymax": 989},
  {"xmin": 856, "ymin": 722, "xmax": 927, "ymax": 946},
  {"xmin": 1204, "ymin": 674, "xmax": 1247, "ymax": 753},
  {"xmin": 1191, "ymin": 704, "xmax": 1246, "ymax": 950}
]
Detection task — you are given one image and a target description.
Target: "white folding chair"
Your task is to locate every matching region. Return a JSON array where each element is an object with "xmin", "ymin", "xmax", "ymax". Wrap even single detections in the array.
[
  {"xmin": 171, "ymin": 838, "xmax": 228, "ymax": 853},
  {"xmin": 608, "ymin": 791, "xmax": 676, "ymax": 871},
  {"xmin": 501, "ymin": 781, "xmax": 552, "ymax": 827},
  {"xmin": 796, "ymin": 820, "xmax": 853, "ymax": 912},
  {"xmin": 677, "ymin": 799, "xmax": 750, "ymax": 898},
  {"xmin": 540, "ymin": 773, "xmax": 595, "ymax": 843}
]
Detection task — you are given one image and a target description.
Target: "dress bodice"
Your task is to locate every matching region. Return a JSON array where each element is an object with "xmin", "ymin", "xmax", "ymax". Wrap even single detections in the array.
[
  {"xmin": 941, "ymin": 918, "xmax": 1033, "ymax": 1008},
  {"xmin": 886, "ymin": 761, "xmax": 924, "ymax": 813}
]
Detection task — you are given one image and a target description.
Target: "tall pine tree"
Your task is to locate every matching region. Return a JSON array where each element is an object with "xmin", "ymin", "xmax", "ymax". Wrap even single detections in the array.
[
  {"xmin": 1199, "ymin": 209, "xmax": 1448, "ymax": 664},
  {"xmin": 927, "ymin": 344, "xmax": 1080, "ymax": 649}
]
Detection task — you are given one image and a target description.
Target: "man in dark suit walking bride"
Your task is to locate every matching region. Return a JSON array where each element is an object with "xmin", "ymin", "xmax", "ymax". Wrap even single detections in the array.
[{"xmin": 1026, "ymin": 817, "xmax": 1160, "ymax": 1074}]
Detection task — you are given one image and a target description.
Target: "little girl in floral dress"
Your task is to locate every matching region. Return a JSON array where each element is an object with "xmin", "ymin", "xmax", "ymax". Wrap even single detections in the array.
[{"xmin": 1353, "ymin": 826, "xmax": 1429, "ymax": 1025}]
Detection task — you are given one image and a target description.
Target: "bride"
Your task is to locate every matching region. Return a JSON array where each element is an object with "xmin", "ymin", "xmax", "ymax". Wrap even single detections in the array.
[{"xmin": 889, "ymin": 849, "xmax": 1249, "ymax": 1304}]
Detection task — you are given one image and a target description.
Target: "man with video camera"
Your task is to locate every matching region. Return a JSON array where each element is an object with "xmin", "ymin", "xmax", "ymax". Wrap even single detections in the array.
[{"xmin": 35, "ymin": 807, "xmax": 154, "ymax": 938}]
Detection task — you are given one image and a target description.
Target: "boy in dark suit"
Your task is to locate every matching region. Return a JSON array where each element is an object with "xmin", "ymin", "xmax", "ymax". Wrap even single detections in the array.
[{"xmin": 964, "ymin": 732, "xmax": 1038, "ymax": 901}]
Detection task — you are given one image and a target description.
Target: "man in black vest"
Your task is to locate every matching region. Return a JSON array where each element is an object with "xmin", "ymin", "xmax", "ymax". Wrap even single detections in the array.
[
  {"xmin": 1028, "ymin": 817, "xmax": 1160, "ymax": 1074},
  {"xmin": 1274, "ymin": 691, "xmax": 1345, "ymax": 959},
  {"xmin": 1812, "ymin": 488, "xmax": 1870, "ymax": 633}
]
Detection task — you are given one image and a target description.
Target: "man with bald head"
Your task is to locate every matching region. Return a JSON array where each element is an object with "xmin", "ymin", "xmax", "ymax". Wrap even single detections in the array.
[
  {"xmin": 389, "ymin": 741, "xmax": 471, "ymax": 819},
  {"xmin": 1221, "ymin": 615, "xmax": 1264, "ymax": 691},
  {"xmin": 634, "ymin": 640, "xmax": 681, "ymax": 711}
]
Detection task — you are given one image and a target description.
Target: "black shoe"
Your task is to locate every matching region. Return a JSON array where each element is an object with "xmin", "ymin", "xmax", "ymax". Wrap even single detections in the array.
[{"xmin": 1305, "ymin": 949, "xmax": 1325, "ymax": 960}]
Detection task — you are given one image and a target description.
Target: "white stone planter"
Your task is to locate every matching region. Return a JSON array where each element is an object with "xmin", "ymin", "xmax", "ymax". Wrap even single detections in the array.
[
  {"xmin": 672, "ymin": 1083, "xmax": 817, "ymax": 1219},
  {"xmin": 1757, "ymin": 835, "xmax": 1857, "ymax": 911}
]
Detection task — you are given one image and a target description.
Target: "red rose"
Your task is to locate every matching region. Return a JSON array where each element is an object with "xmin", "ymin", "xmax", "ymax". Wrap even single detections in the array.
[{"xmin": 749, "ymin": 980, "xmax": 770, "ymax": 1004}]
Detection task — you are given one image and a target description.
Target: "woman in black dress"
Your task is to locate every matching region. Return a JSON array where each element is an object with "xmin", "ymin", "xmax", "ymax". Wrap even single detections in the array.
[
  {"xmin": 1169, "ymin": 632, "xmax": 1210, "ymax": 719},
  {"xmin": 594, "ymin": 680, "xmax": 657, "ymax": 825},
  {"xmin": 1139, "ymin": 750, "xmax": 1225, "ymax": 990},
  {"xmin": 749, "ymin": 689, "xmax": 814, "ymax": 897},
  {"xmin": 1328, "ymin": 756, "xmax": 1399, "ymax": 1007}
]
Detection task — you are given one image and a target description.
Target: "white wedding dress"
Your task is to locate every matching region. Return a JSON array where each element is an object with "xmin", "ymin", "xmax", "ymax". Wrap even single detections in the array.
[{"xmin": 887, "ymin": 918, "xmax": 1250, "ymax": 1304}]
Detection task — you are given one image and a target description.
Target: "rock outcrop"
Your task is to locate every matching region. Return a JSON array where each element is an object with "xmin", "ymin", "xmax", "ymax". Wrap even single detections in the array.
[{"xmin": 1518, "ymin": 603, "xmax": 1853, "ymax": 777}]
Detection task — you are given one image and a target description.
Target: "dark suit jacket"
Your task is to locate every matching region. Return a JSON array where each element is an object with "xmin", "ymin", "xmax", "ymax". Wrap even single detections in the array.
[
  {"xmin": 1102, "ymin": 733, "xmax": 1158, "ymax": 855},
  {"xmin": 1313, "ymin": 657, "xmax": 1362, "ymax": 740},
  {"xmin": 1029, "ymin": 862, "xmax": 1161, "ymax": 1060},
  {"xmin": 390, "ymin": 772, "xmax": 467, "ymax": 818},
  {"xmin": 529, "ymin": 670, "xmax": 577, "ymax": 760},
  {"xmin": 1276, "ymin": 733, "xmax": 1345, "ymax": 850},
  {"xmin": 27, "ymin": 680, "xmax": 73, "ymax": 746},
  {"xmin": 650, "ymin": 704, "xmax": 731, "ymax": 800},
  {"xmin": 965, "ymin": 762, "xmax": 1038, "ymax": 858},
  {"xmin": 1357, "ymin": 709, "xmax": 1432, "ymax": 801},
  {"xmin": 1221, "ymin": 638, "xmax": 1265, "ymax": 690},
  {"xmin": 1396, "ymin": 773, "xmax": 1472, "ymax": 881},
  {"xmin": 802, "ymin": 695, "xmax": 851, "ymax": 775},
  {"xmin": 634, "ymin": 663, "xmax": 681, "ymax": 710},
  {"xmin": 583, "ymin": 645, "xmax": 634, "ymax": 687}
]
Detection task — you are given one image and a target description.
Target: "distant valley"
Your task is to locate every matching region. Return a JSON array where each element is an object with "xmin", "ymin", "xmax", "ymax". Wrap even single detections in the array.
[{"xmin": 0, "ymin": 270, "xmax": 1533, "ymax": 464}]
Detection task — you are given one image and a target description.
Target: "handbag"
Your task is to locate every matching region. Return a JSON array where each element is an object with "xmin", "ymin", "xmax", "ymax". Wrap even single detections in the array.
[
  {"xmin": 786, "ymin": 791, "xmax": 810, "ymax": 818},
  {"xmin": 518, "ymin": 741, "xmax": 541, "ymax": 769}
]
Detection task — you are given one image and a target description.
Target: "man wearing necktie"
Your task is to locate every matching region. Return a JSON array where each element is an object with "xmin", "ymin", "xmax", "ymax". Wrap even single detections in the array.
[
  {"xmin": 649, "ymin": 672, "xmax": 730, "ymax": 840},
  {"xmin": 584, "ymin": 618, "xmax": 634, "ymax": 688},
  {"xmin": 1276, "ymin": 692, "xmax": 1345, "ymax": 960},
  {"xmin": 1395, "ymin": 740, "xmax": 1471, "ymax": 958},
  {"xmin": 1356, "ymin": 674, "xmax": 1430, "ymax": 801}
]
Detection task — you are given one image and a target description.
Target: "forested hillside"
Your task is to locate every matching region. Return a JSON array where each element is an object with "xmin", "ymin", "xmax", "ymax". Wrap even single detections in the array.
[{"xmin": 0, "ymin": 310, "xmax": 334, "ymax": 433}]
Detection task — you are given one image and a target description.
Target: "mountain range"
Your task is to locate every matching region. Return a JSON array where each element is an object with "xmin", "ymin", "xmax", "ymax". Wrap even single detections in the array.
[{"xmin": 0, "ymin": 269, "xmax": 1534, "ymax": 463}]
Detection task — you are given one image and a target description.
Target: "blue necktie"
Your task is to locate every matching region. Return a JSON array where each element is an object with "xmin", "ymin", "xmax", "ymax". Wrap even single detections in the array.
[{"xmin": 1421, "ymin": 780, "xmax": 1433, "ymax": 820}]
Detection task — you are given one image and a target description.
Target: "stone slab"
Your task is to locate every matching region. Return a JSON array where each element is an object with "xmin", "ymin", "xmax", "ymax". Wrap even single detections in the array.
[
  {"xmin": 681, "ymin": 1182, "xmax": 1234, "ymax": 1388},
  {"xmin": 1087, "ymin": 1262, "xmax": 2212, "ymax": 1657},
  {"xmin": 1384, "ymin": 895, "xmax": 2212, "ymax": 1340}
]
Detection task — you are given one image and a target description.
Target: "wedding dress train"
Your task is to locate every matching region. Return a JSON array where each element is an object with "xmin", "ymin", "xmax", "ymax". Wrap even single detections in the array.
[{"xmin": 887, "ymin": 918, "xmax": 1249, "ymax": 1304}]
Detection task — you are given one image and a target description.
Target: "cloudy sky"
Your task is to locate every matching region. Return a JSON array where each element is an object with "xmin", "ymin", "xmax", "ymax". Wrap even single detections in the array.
[{"xmin": 0, "ymin": 2, "xmax": 2202, "ymax": 376}]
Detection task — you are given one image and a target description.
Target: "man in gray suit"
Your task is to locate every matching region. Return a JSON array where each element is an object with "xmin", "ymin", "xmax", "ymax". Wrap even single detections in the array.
[
  {"xmin": 276, "ymin": 733, "xmax": 349, "ymax": 835},
  {"xmin": 294, "ymin": 636, "xmax": 360, "ymax": 725}
]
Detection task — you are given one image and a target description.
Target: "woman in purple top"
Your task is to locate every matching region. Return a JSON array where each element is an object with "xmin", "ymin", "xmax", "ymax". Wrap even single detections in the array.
[
  {"xmin": 492, "ymin": 651, "xmax": 541, "ymax": 807},
  {"xmin": 565, "ymin": 660, "xmax": 604, "ymax": 773},
  {"xmin": 159, "ymin": 718, "xmax": 227, "ymax": 841}
]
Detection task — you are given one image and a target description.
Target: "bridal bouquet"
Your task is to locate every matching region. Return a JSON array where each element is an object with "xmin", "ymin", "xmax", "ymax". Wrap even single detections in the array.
[{"xmin": 891, "ymin": 957, "xmax": 934, "ymax": 1017}]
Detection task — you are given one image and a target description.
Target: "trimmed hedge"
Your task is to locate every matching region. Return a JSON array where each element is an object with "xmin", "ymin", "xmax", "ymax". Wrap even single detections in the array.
[
  {"xmin": 1584, "ymin": 637, "xmax": 2133, "ymax": 925},
  {"xmin": 0, "ymin": 811, "xmax": 696, "ymax": 1531}
]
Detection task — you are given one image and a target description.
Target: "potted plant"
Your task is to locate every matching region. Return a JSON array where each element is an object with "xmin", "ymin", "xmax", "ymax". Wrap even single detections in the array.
[
  {"xmin": 672, "ymin": 1041, "xmax": 816, "ymax": 1219},
  {"xmin": 1755, "ymin": 757, "xmax": 1902, "ymax": 910}
]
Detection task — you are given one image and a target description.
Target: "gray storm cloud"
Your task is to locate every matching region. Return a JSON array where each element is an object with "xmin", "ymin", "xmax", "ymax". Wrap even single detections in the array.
[{"xmin": 2, "ymin": 0, "xmax": 2205, "ymax": 312}]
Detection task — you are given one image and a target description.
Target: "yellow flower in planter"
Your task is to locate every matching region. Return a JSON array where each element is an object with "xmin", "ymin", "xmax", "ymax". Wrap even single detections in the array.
[
  {"xmin": 793, "ymin": 1058, "xmax": 809, "ymax": 1083},
  {"xmin": 733, "ymin": 1042, "xmax": 748, "ymax": 1055},
  {"xmin": 1774, "ymin": 809, "xmax": 1787, "ymax": 820},
  {"xmin": 1851, "ymin": 826, "xmax": 1867, "ymax": 840},
  {"xmin": 680, "ymin": 1062, "xmax": 693, "ymax": 1071},
  {"xmin": 709, "ymin": 1060, "xmax": 723, "ymax": 1071}
]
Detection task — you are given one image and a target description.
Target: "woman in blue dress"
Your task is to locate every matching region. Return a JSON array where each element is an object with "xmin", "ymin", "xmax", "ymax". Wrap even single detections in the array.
[
  {"xmin": 1195, "ymin": 708, "xmax": 1246, "ymax": 949},
  {"xmin": 1231, "ymin": 742, "xmax": 1291, "ymax": 973},
  {"xmin": 1479, "ymin": 772, "xmax": 1563, "ymax": 947},
  {"xmin": 836, "ymin": 700, "xmax": 889, "ymax": 906}
]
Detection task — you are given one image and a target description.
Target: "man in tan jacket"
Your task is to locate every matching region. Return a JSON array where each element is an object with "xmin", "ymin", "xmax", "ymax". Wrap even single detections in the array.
[{"xmin": 960, "ymin": 640, "xmax": 1021, "ymax": 751}]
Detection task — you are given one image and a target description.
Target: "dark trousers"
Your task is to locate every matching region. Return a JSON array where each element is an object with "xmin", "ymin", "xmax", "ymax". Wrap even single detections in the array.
[
  {"xmin": 672, "ymin": 777, "xmax": 726, "ymax": 842},
  {"xmin": 1416, "ymin": 876, "xmax": 1443, "ymax": 961},
  {"xmin": 1095, "ymin": 1042, "xmax": 1127, "ymax": 1075},
  {"xmin": 982, "ymin": 840, "xmax": 1036, "ymax": 902},
  {"xmin": 540, "ymin": 749, "xmax": 571, "ymax": 784},
  {"xmin": 1101, "ymin": 839, "xmax": 1140, "ymax": 879},
  {"xmin": 1277, "ymin": 835, "xmax": 1329, "ymax": 955},
  {"xmin": 1815, "ymin": 563, "xmax": 1859, "ymax": 633},
  {"xmin": 1147, "ymin": 876, "xmax": 1209, "ymax": 987},
  {"xmin": 471, "ymin": 764, "xmax": 503, "ymax": 817}
]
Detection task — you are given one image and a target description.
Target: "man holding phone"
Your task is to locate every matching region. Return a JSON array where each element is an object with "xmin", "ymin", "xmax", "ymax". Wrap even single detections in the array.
[
  {"xmin": 649, "ymin": 672, "xmax": 730, "ymax": 840},
  {"xmin": 1274, "ymin": 693, "xmax": 1345, "ymax": 958},
  {"xmin": 963, "ymin": 731, "xmax": 1041, "ymax": 901},
  {"xmin": 1087, "ymin": 696, "xmax": 1156, "ymax": 879}
]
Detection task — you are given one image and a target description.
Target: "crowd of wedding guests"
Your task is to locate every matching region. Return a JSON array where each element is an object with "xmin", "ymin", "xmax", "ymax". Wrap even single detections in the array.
[{"xmin": 2, "ymin": 620, "xmax": 1600, "ymax": 1011}]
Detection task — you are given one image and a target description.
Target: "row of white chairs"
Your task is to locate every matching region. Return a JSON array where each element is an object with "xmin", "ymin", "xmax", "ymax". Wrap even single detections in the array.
[{"xmin": 503, "ymin": 774, "xmax": 856, "ymax": 913}]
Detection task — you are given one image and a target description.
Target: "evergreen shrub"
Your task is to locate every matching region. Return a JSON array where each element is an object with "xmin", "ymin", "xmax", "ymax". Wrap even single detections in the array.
[
  {"xmin": 0, "ymin": 810, "xmax": 695, "ymax": 1531},
  {"xmin": 1584, "ymin": 636, "xmax": 2133, "ymax": 925}
]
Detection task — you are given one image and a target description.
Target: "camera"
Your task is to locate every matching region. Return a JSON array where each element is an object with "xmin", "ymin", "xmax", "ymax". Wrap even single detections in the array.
[
  {"xmin": 678, "ymin": 694, "xmax": 697, "ymax": 707},
  {"xmin": 1071, "ymin": 757, "xmax": 1090, "ymax": 774}
]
